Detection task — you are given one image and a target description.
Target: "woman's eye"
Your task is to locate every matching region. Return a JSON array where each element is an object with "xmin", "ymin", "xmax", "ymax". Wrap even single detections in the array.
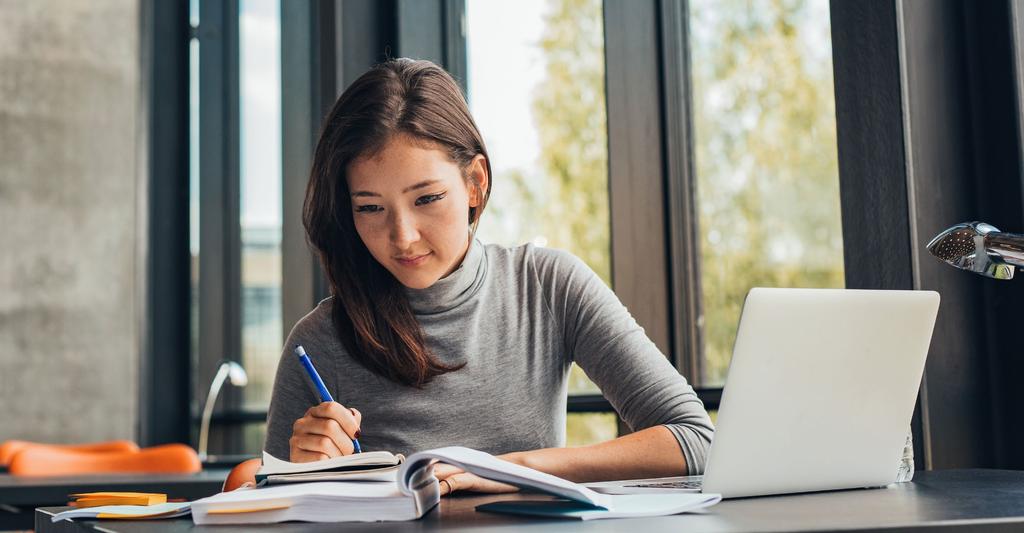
[
  {"xmin": 415, "ymin": 193, "xmax": 446, "ymax": 206},
  {"xmin": 355, "ymin": 204, "xmax": 382, "ymax": 213}
]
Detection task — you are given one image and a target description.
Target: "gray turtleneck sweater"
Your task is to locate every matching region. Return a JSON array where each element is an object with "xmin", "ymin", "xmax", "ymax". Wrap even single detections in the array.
[{"xmin": 264, "ymin": 240, "xmax": 715, "ymax": 475}]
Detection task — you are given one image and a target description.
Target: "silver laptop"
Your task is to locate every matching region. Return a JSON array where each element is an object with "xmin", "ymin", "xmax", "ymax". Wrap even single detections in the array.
[{"xmin": 586, "ymin": 288, "xmax": 940, "ymax": 499}]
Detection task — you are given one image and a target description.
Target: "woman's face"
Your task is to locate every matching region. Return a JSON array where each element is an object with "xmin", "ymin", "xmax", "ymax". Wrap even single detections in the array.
[{"xmin": 346, "ymin": 135, "xmax": 487, "ymax": 289}]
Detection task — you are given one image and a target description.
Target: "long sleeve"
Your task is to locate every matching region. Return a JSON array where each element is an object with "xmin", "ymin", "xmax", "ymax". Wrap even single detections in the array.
[
  {"xmin": 532, "ymin": 247, "xmax": 715, "ymax": 475},
  {"xmin": 263, "ymin": 308, "xmax": 339, "ymax": 460}
]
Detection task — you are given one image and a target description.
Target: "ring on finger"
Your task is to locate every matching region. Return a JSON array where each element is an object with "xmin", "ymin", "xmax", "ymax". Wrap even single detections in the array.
[{"xmin": 440, "ymin": 478, "xmax": 455, "ymax": 495}]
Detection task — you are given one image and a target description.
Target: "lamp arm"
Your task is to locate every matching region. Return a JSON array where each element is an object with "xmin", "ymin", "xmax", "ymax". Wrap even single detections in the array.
[
  {"xmin": 986, "ymin": 232, "xmax": 1024, "ymax": 266},
  {"xmin": 198, "ymin": 364, "xmax": 230, "ymax": 460}
]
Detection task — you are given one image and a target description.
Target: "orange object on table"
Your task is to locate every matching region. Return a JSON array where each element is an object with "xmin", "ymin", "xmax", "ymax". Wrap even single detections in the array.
[
  {"xmin": 222, "ymin": 457, "xmax": 262, "ymax": 492},
  {"xmin": 0, "ymin": 439, "xmax": 139, "ymax": 467},
  {"xmin": 8, "ymin": 443, "xmax": 200, "ymax": 476}
]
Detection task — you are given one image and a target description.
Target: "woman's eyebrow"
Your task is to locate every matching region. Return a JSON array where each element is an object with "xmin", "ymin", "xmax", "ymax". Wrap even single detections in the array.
[
  {"xmin": 350, "ymin": 179, "xmax": 441, "ymax": 198},
  {"xmin": 402, "ymin": 179, "xmax": 441, "ymax": 193}
]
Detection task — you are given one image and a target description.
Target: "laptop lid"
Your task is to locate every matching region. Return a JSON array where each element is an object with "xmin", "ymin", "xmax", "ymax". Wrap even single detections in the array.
[{"xmin": 701, "ymin": 288, "xmax": 939, "ymax": 498}]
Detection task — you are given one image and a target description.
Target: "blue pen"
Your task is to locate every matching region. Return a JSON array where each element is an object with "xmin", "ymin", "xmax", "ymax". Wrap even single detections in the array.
[{"xmin": 294, "ymin": 344, "xmax": 362, "ymax": 454}]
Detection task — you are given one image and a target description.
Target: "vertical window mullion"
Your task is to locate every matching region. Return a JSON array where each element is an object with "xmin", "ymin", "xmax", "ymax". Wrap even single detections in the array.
[
  {"xmin": 443, "ymin": 0, "xmax": 468, "ymax": 95},
  {"xmin": 658, "ymin": 0, "xmax": 704, "ymax": 383},
  {"xmin": 603, "ymin": 0, "xmax": 674, "ymax": 360},
  {"xmin": 197, "ymin": 0, "xmax": 242, "ymax": 452},
  {"xmin": 223, "ymin": 0, "xmax": 242, "ymax": 444},
  {"xmin": 140, "ymin": 0, "xmax": 191, "ymax": 447},
  {"xmin": 280, "ymin": 2, "xmax": 323, "ymax": 355}
]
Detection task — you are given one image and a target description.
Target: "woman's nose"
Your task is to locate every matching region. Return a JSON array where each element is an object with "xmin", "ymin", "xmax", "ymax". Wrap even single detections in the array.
[{"xmin": 388, "ymin": 212, "xmax": 420, "ymax": 248}]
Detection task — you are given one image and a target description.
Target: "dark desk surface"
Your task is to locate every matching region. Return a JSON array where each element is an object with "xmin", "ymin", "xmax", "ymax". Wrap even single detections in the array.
[
  {"xmin": 31, "ymin": 469, "xmax": 1024, "ymax": 532},
  {"xmin": 0, "ymin": 470, "xmax": 229, "ymax": 506},
  {"xmin": 0, "ymin": 469, "xmax": 228, "ymax": 531}
]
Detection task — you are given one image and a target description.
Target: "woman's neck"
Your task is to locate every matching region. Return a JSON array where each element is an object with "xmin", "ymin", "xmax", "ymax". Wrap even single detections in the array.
[{"xmin": 404, "ymin": 237, "xmax": 486, "ymax": 315}]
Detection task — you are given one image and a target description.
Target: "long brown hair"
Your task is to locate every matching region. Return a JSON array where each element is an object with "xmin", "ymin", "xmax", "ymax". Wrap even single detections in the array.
[{"xmin": 303, "ymin": 58, "xmax": 492, "ymax": 388}]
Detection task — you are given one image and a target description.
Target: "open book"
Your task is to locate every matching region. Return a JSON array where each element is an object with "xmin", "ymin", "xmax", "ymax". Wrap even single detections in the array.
[
  {"xmin": 191, "ymin": 446, "xmax": 720, "ymax": 524},
  {"xmin": 403, "ymin": 447, "xmax": 722, "ymax": 520},
  {"xmin": 256, "ymin": 450, "xmax": 403, "ymax": 484}
]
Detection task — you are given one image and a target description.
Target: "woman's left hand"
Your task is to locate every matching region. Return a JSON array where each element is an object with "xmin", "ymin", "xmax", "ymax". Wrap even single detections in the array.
[{"xmin": 433, "ymin": 453, "xmax": 525, "ymax": 496}]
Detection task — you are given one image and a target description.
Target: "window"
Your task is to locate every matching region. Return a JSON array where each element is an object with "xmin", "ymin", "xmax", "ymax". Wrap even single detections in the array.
[
  {"xmin": 688, "ymin": 0, "xmax": 844, "ymax": 387},
  {"xmin": 466, "ymin": 0, "xmax": 616, "ymax": 446}
]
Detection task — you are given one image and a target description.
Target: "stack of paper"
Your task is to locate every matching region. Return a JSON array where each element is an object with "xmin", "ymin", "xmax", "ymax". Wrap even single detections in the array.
[{"xmin": 51, "ymin": 503, "xmax": 192, "ymax": 522}]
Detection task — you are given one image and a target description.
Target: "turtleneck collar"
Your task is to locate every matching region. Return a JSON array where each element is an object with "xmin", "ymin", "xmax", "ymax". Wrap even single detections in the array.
[{"xmin": 404, "ymin": 238, "xmax": 487, "ymax": 315}]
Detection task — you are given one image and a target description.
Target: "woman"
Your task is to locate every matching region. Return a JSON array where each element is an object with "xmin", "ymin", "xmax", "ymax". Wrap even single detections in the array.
[{"xmin": 264, "ymin": 58, "xmax": 714, "ymax": 495}]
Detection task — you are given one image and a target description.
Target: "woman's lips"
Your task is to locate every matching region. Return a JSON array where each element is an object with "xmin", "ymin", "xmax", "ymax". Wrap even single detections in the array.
[{"xmin": 396, "ymin": 252, "xmax": 431, "ymax": 266}]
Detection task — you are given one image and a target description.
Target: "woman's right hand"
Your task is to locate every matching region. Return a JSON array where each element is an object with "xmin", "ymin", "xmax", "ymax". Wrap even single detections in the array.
[{"xmin": 289, "ymin": 402, "xmax": 362, "ymax": 462}]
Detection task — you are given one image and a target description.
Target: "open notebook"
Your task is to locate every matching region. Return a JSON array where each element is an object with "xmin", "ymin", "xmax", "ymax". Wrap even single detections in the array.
[
  {"xmin": 192, "ymin": 446, "xmax": 720, "ymax": 524},
  {"xmin": 256, "ymin": 450, "xmax": 403, "ymax": 484}
]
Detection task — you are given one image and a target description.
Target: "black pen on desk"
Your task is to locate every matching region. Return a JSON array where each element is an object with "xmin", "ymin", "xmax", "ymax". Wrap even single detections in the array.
[{"xmin": 294, "ymin": 344, "xmax": 362, "ymax": 454}]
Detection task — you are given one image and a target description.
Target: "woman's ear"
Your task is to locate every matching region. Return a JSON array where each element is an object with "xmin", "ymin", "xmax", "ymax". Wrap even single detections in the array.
[{"xmin": 467, "ymin": 155, "xmax": 489, "ymax": 207}]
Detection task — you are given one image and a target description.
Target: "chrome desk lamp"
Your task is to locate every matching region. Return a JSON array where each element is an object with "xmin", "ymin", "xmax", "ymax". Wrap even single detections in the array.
[
  {"xmin": 926, "ymin": 221, "xmax": 1024, "ymax": 280},
  {"xmin": 198, "ymin": 360, "xmax": 248, "ymax": 461}
]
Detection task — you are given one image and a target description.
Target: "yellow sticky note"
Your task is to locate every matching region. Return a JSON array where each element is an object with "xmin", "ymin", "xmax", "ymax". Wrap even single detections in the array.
[{"xmin": 70, "ymin": 492, "xmax": 167, "ymax": 508}]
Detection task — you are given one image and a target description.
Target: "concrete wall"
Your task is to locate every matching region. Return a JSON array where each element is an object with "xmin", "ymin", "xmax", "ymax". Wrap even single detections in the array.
[{"xmin": 0, "ymin": 0, "xmax": 140, "ymax": 442}]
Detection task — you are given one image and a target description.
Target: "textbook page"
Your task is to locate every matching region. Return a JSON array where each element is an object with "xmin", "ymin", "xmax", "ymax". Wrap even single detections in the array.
[{"xmin": 399, "ymin": 446, "xmax": 611, "ymax": 506}]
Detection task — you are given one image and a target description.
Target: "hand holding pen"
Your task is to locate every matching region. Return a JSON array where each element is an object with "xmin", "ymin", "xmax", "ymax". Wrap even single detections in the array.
[{"xmin": 288, "ymin": 344, "xmax": 363, "ymax": 462}]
